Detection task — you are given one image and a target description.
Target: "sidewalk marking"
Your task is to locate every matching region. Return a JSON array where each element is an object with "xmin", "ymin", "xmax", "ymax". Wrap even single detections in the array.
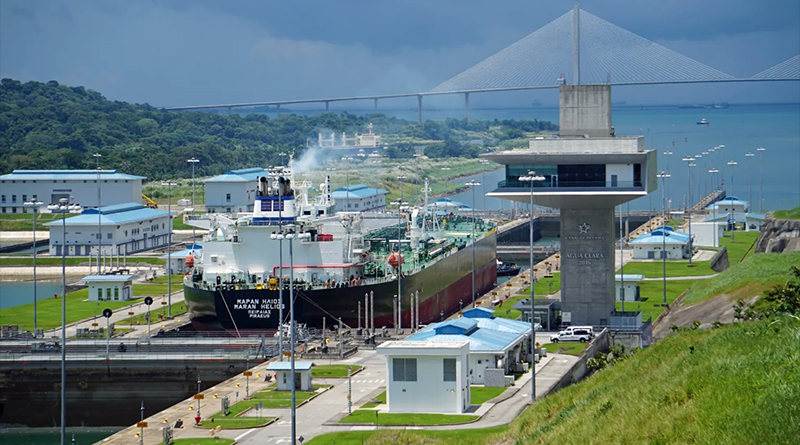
[{"xmin": 235, "ymin": 428, "xmax": 257, "ymax": 441}]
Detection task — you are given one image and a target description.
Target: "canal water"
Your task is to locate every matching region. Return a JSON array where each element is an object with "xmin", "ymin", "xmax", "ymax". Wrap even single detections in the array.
[
  {"xmin": 0, "ymin": 428, "xmax": 119, "ymax": 445},
  {"xmin": 0, "ymin": 280, "xmax": 62, "ymax": 310}
]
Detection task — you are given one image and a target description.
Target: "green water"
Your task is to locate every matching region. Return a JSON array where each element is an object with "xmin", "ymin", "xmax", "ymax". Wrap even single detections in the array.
[{"xmin": 0, "ymin": 428, "xmax": 119, "ymax": 445}]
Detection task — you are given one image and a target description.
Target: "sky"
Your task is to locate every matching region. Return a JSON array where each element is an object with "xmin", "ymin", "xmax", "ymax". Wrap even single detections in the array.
[{"xmin": 1, "ymin": 0, "xmax": 798, "ymax": 109}]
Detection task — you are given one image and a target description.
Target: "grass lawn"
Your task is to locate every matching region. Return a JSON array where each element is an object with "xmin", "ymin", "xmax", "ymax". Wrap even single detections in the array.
[
  {"xmin": 148, "ymin": 274, "xmax": 185, "ymax": 284},
  {"xmin": 616, "ymin": 279, "xmax": 698, "ymax": 321},
  {"xmin": 682, "ymin": 251, "xmax": 800, "ymax": 306},
  {"xmin": 116, "ymin": 301, "xmax": 188, "ymax": 326},
  {"xmin": 361, "ymin": 391, "xmax": 386, "ymax": 408},
  {"xmin": 718, "ymin": 231, "xmax": 759, "ymax": 263},
  {"xmin": 519, "ymin": 272, "xmax": 561, "ymax": 296},
  {"xmin": 132, "ymin": 284, "xmax": 171, "ymax": 296},
  {"xmin": 160, "ymin": 439, "xmax": 235, "ymax": 445},
  {"xmin": 620, "ymin": 260, "xmax": 715, "ymax": 278},
  {"xmin": 339, "ymin": 410, "xmax": 478, "ymax": 426},
  {"xmin": 493, "ymin": 294, "xmax": 549, "ymax": 320},
  {"xmin": 0, "ymin": 288, "xmax": 143, "ymax": 330},
  {"xmin": 543, "ymin": 342, "xmax": 589, "ymax": 356},
  {"xmin": 198, "ymin": 416, "xmax": 274, "ymax": 429},
  {"xmin": 470, "ymin": 386, "xmax": 506, "ymax": 405},
  {"xmin": 243, "ymin": 387, "xmax": 319, "ymax": 409},
  {"xmin": 0, "ymin": 256, "xmax": 164, "ymax": 266},
  {"xmin": 773, "ymin": 206, "xmax": 800, "ymax": 219},
  {"xmin": 0, "ymin": 212, "xmax": 76, "ymax": 230},
  {"xmin": 312, "ymin": 364, "xmax": 363, "ymax": 378},
  {"xmin": 305, "ymin": 427, "xmax": 509, "ymax": 445}
]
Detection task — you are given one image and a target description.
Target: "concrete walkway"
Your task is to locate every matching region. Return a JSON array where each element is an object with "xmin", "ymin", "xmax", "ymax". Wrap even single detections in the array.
[{"xmin": 642, "ymin": 274, "xmax": 717, "ymax": 281}]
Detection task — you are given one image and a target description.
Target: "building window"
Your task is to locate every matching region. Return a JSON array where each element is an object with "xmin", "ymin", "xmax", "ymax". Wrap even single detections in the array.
[
  {"xmin": 107, "ymin": 233, "xmax": 112, "ymax": 239},
  {"xmin": 22, "ymin": 194, "xmax": 27, "ymax": 202},
  {"xmin": 106, "ymin": 288, "xmax": 112, "ymax": 300},
  {"xmin": 1, "ymin": 195, "xmax": 5, "ymax": 203},
  {"xmin": 443, "ymin": 358, "xmax": 456, "ymax": 382},
  {"xmin": 97, "ymin": 288, "xmax": 103, "ymax": 301},
  {"xmin": 226, "ymin": 193, "xmax": 231, "ymax": 202},
  {"xmin": 114, "ymin": 288, "xmax": 119, "ymax": 300},
  {"xmin": 392, "ymin": 358, "xmax": 417, "ymax": 382},
  {"xmin": 12, "ymin": 195, "xmax": 17, "ymax": 203}
]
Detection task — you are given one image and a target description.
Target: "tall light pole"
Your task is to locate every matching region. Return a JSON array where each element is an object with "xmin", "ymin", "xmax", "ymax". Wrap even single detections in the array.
[
  {"xmin": 342, "ymin": 157, "xmax": 353, "ymax": 212},
  {"xmin": 187, "ymin": 157, "xmax": 200, "ymax": 251},
  {"xmin": 727, "ymin": 160, "xmax": 738, "ymax": 242},
  {"xmin": 393, "ymin": 176, "xmax": 407, "ymax": 319},
  {"xmin": 24, "ymin": 199, "xmax": 43, "ymax": 333},
  {"xmin": 656, "ymin": 172, "xmax": 670, "ymax": 305},
  {"xmin": 682, "ymin": 157, "xmax": 696, "ymax": 267},
  {"xmin": 49, "ymin": 197, "xmax": 76, "ymax": 445},
  {"xmin": 519, "ymin": 171, "xmax": 545, "ymax": 404},
  {"xmin": 745, "ymin": 152, "xmax": 755, "ymax": 211},
  {"xmin": 197, "ymin": 377, "xmax": 202, "ymax": 418},
  {"xmin": 94, "ymin": 153, "xmax": 102, "ymax": 274},
  {"xmin": 466, "ymin": 181, "xmax": 481, "ymax": 305},
  {"xmin": 757, "ymin": 147, "xmax": 766, "ymax": 212},
  {"xmin": 270, "ymin": 185, "xmax": 286, "ymax": 361},
  {"xmin": 694, "ymin": 153, "xmax": 704, "ymax": 200},
  {"xmin": 162, "ymin": 181, "xmax": 177, "ymax": 317},
  {"xmin": 662, "ymin": 151, "xmax": 673, "ymax": 210},
  {"xmin": 708, "ymin": 169, "xmax": 720, "ymax": 247}
]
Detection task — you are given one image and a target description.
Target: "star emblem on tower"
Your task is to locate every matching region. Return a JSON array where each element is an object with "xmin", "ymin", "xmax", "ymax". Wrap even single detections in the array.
[{"xmin": 578, "ymin": 223, "xmax": 590, "ymax": 234}]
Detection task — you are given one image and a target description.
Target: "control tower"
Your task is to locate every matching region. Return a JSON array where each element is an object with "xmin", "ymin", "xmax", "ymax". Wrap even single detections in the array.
[{"xmin": 485, "ymin": 84, "xmax": 656, "ymax": 326}]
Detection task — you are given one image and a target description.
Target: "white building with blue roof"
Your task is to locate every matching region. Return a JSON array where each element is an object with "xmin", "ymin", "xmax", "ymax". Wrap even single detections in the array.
[
  {"xmin": 706, "ymin": 196, "xmax": 749, "ymax": 214},
  {"xmin": 406, "ymin": 307, "xmax": 532, "ymax": 384},
  {"xmin": 82, "ymin": 274, "xmax": 134, "ymax": 301},
  {"xmin": 45, "ymin": 202, "xmax": 171, "ymax": 256},
  {"xmin": 204, "ymin": 168, "xmax": 267, "ymax": 213},
  {"xmin": 630, "ymin": 227, "xmax": 692, "ymax": 259},
  {"xmin": 0, "ymin": 169, "xmax": 144, "ymax": 214},
  {"xmin": 331, "ymin": 184, "xmax": 389, "ymax": 212}
]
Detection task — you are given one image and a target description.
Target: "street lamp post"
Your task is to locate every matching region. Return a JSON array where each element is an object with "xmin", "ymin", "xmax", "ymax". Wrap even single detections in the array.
[
  {"xmin": 393, "ymin": 176, "xmax": 407, "ymax": 323},
  {"xmin": 519, "ymin": 171, "xmax": 545, "ymax": 403},
  {"xmin": 49, "ymin": 197, "xmax": 78, "ymax": 445},
  {"xmin": 682, "ymin": 157, "xmax": 696, "ymax": 266},
  {"xmin": 727, "ymin": 160, "xmax": 738, "ymax": 242},
  {"xmin": 757, "ymin": 147, "xmax": 766, "ymax": 212},
  {"xmin": 657, "ymin": 172, "xmax": 671, "ymax": 305},
  {"xmin": 342, "ymin": 157, "xmax": 353, "ymax": 212},
  {"xmin": 187, "ymin": 157, "xmax": 200, "ymax": 251},
  {"xmin": 466, "ymin": 181, "xmax": 481, "ymax": 306},
  {"xmin": 94, "ymin": 153, "xmax": 102, "ymax": 274},
  {"xmin": 745, "ymin": 152, "xmax": 755, "ymax": 208},
  {"xmin": 708, "ymin": 169, "xmax": 720, "ymax": 247},
  {"xmin": 197, "ymin": 378, "xmax": 202, "ymax": 418},
  {"xmin": 24, "ymin": 199, "xmax": 43, "ymax": 333},
  {"xmin": 662, "ymin": 151, "xmax": 673, "ymax": 210},
  {"xmin": 162, "ymin": 181, "xmax": 177, "ymax": 317}
]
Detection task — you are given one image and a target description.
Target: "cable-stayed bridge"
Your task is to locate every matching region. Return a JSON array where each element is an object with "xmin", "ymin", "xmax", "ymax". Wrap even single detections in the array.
[{"xmin": 166, "ymin": 5, "xmax": 799, "ymax": 122}]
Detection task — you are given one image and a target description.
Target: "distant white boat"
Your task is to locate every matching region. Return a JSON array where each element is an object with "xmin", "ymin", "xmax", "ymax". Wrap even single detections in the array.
[{"xmin": 697, "ymin": 118, "xmax": 709, "ymax": 126}]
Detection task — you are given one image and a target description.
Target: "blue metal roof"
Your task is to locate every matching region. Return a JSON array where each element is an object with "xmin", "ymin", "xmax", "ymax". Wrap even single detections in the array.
[
  {"xmin": 408, "ymin": 312, "xmax": 528, "ymax": 352},
  {"xmin": 82, "ymin": 275, "xmax": 134, "ymax": 282},
  {"xmin": 706, "ymin": 196, "xmax": 749, "ymax": 209},
  {"xmin": 462, "ymin": 307, "xmax": 494, "ymax": 319},
  {"xmin": 630, "ymin": 229, "xmax": 690, "ymax": 245},
  {"xmin": 331, "ymin": 184, "xmax": 389, "ymax": 199},
  {"xmin": 433, "ymin": 318, "xmax": 478, "ymax": 335},
  {"xmin": 204, "ymin": 168, "xmax": 267, "ymax": 183},
  {"xmin": 266, "ymin": 361, "xmax": 315, "ymax": 371},
  {"xmin": 45, "ymin": 203, "xmax": 170, "ymax": 226},
  {"xmin": 0, "ymin": 170, "xmax": 144, "ymax": 181},
  {"xmin": 406, "ymin": 329, "xmax": 521, "ymax": 353}
]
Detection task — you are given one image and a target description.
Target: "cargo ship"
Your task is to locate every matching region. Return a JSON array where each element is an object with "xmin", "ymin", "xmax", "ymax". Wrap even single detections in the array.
[{"xmin": 182, "ymin": 166, "xmax": 497, "ymax": 333}]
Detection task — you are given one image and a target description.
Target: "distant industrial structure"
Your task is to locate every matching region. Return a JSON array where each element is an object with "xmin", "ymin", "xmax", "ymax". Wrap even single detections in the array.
[{"xmin": 0, "ymin": 170, "xmax": 144, "ymax": 214}]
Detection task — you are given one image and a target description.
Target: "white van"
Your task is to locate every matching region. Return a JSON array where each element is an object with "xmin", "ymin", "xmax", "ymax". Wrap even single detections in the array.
[{"xmin": 550, "ymin": 327, "xmax": 592, "ymax": 343}]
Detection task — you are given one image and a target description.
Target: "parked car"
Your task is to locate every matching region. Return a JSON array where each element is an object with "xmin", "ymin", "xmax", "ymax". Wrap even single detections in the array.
[
  {"xmin": 550, "ymin": 327, "xmax": 592, "ymax": 343},
  {"xmin": 569, "ymin": 325, "xmax": 595, "ymax": 338}
]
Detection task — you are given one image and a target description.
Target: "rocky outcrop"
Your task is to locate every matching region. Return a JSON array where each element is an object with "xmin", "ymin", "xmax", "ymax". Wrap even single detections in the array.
[{"xmin": 756, "ymin": 217, "xmax": 800, "ymax": 253}]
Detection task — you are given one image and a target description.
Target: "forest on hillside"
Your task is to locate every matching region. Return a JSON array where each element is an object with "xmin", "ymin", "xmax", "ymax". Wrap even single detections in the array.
[{"xmin": 0, "ymin": 78, "xmax": 557, "ymax": 180}]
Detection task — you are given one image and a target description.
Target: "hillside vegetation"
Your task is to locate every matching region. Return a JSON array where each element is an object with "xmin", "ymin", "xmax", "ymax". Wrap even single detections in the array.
[
  {"xmin": 0, "ymin": 79, "xmax": 556, "ymax": 180},
  {"xmin": 773, "ymin": 206, "xmax": 800, "ymax": 219},
  {"xmin": 309, "ymin": 315, "xmax": 800, "ymax": 445}
]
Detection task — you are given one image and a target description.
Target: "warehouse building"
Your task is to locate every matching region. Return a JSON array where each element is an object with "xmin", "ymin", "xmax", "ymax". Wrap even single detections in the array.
[
  {"xmin": 331, "ymin": 184, "xmax": 389, "ymax": 212},
  {"xmin": 204, "ymin": 168, "xmax": 266, "ymax": 213}
]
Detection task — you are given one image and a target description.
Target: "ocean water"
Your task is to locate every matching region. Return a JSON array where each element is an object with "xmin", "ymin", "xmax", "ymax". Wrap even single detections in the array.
[{"xmin": 438, "ymin": 103, "xmax": 800, "ymax": 213}]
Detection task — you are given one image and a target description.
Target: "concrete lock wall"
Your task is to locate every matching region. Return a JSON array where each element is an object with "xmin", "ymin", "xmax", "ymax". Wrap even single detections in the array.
[{"xmin": 560, "ymin": 207, "xmax": 615, "ymax": 326}]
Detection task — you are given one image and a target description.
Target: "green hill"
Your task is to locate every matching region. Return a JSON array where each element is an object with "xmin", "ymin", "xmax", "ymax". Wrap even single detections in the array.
[
  {"xmin": 309, "ymin": 315, "xmax": 800, "ymax": 445},
  {"xmin": 0, "ymin": 78, "xmax": 556, "ymax": 180}
]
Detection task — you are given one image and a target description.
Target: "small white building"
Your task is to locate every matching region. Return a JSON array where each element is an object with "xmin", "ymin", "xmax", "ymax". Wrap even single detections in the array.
[
  {"xmin": 266, "ymin": 361, "xmax": 314, "ymax": 391},
  {"xmin": 45, "ymin": 202, "xmax": 171, "ymax": 256},
  {"xmin": 377, "ymin": 341, "xmax": 470, "ymax": 414},
  {"xmin": 615, "ymin": 274, "xmax": 643, "ymax": 302},
  {"xmin": 691, "ymin": 222, "xmax": 726, "ymax": 247},
  {"xmin": 0, "ymin": 169, "xmax": 144, "ymax": 214},
  {"xmin": 630, "ymin": 227, "xmax": 692, "ymax": 259},
  {"xmin": 704, "ymin": 212, "xmax": 766, "ymax": 232},
  {"xmin": 406, "ymin": 311, "xmax": 532, "ymax": 384},
  {"xmin": 204, "ymin": 168, "xmax": 267, "ymax": 214},
  {"xmin": 707, "ymin": 196, "xmax": 749, "ymax": 215},
  {"xmin": 83, "ymin": 274, "xmax": 134, "ymax": 302},
  {"xmin": 331, "ymin": 184, "xmax": 389, "ymax": 213}
]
